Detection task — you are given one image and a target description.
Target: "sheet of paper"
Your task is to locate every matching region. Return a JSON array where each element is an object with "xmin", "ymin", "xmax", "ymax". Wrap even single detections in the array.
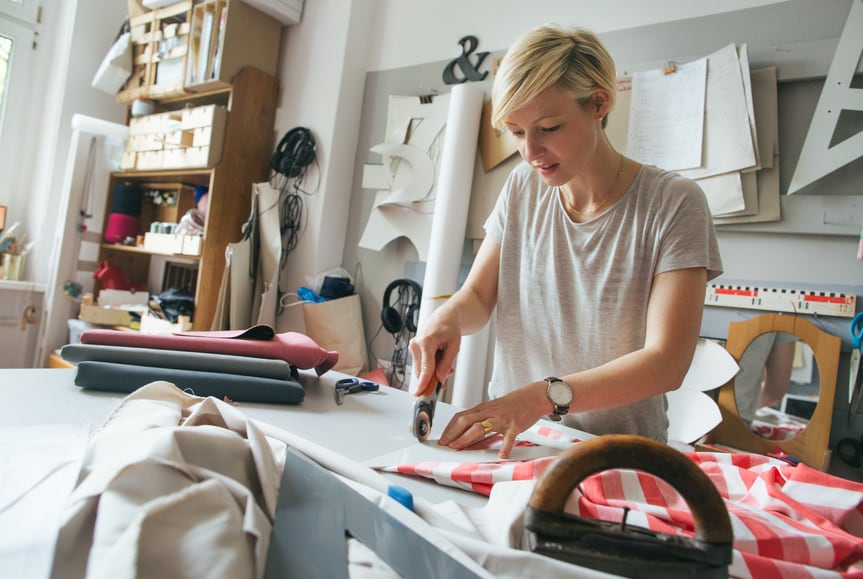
[
  {"xmin": 359, "ymin": 94, "xmax": 450, "ymax": 259},
  {"xmin": 679, "ymin": 43, "xmax": 757, "ymax": 180},
  {"xmin": 680, "ymin": 338, "xmax": 740, "ymax": 392},
  {"xmin": 371, "ymin": 143, "xmax": 435, "ymax": 206},
  {"xmin": 627, "ymin": 58, "xmax": 706, "ymax": 171},
  {"xmin": 714, "ymin": 155, "xmax": 781, "ymax": 225},
  {"xmin": 717, "ymin": 170, "xmax": 759, "ymax": 218},
  {"xmin": 0, "ymin": 424, "xmax": 90, "ymax": 579},
  {"xmin": 738, "ymin": 44, "xmax": 762, "ymax": 172},
  {"xmin": 697, "ymin": 172, "xmax": 745, "ymax": 216},
  {"xmin": 667, "ymin": 389, "xmax": 723, "ymax": 444},
  {"xmin": 605, "ymin": 75, "xmax": 632, "ymax": 153},
  {"xmin": 362, "ymin": 438, "xmax": 562, "ymax": 469},
  {"xmin": 359, "ymin": 194, "xmax": 434, "ymax": 260}
]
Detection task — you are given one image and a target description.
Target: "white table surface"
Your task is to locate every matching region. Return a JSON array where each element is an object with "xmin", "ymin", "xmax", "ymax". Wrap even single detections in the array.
[{"xmin": 2, "ymin": 368, "xmax": 553, "ymax": 507}]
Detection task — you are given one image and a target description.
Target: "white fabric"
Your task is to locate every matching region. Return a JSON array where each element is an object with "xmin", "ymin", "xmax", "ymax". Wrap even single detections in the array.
[
  {"xmin": 484, "ymin": 162, "xmax": 723, "ymax": 440},
  {"xmin": 48, "ymin": 382, "xmax": 612, "ymax": 578},
  {"xmin": 50, "ymin": 382, "xmax": 285, "ymax": 579}
]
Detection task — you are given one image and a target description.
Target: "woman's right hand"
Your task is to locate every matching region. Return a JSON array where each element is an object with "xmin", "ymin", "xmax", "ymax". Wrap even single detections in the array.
[{"xmin": 408, "ymin": 312, "xmax": 461, "ymax": 398}]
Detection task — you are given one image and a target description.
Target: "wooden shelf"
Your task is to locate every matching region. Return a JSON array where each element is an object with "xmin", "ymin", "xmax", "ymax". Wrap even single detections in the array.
[
  {"xmin": 100, "ymin": 242, "xmax": 202, "ymax": 259},
  {"xmin": 97, "ymin": 66, "xmax": 279, "ymax": 330},
  {"xmin": 119, "ymin": 0, "xmax": 280, "ymax": 104},
  {"xmin": 112, "ymin": 169, "xmax": 213, "ymax": 188}
]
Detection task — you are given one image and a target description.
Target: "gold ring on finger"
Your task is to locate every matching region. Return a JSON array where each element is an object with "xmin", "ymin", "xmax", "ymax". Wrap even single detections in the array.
[{"xmin": 481, "ymin": 419, "xmax": 493, "ymax": 435}]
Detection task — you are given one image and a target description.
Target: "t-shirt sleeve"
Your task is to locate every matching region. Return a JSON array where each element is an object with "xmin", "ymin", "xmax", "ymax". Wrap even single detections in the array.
[
  {"xmin": 655, "ymin": 177, "xmax": 724, "ymax": 281},
  {"xmin": 483, "ymin": 169, "xmax": 517, "ymax": 244}
]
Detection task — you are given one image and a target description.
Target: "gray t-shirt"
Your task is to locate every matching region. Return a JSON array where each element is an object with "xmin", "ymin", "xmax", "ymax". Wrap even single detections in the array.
[{"xmin": 484, "ymin": 162, "xmax": 723, "ymax": 440}]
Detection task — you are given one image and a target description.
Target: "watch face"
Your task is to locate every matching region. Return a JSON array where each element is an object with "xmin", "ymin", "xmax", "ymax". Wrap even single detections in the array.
[{"xmin": 548, "ymin": 380, "xmax": 572, "ymax": 405}]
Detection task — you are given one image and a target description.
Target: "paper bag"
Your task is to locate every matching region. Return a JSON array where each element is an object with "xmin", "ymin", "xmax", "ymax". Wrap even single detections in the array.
[{"xmin": 302, "ymin": 294, "xmax": 368, "ymax": 376}]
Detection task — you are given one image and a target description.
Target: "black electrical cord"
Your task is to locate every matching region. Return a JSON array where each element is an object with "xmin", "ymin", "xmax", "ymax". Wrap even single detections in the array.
[{"xmin": 268, "ymin": 127, "xmax": 319, "ymax": 268}]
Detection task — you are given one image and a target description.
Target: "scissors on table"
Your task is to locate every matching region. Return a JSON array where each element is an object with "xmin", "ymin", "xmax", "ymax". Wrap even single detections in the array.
[
  {"xmin": 847, "ymin": 312, "xmax": 863, "ymax": 427},
  {"xmin": 334, "ymin": 377, "xmax": 379, "ymax": 406}
]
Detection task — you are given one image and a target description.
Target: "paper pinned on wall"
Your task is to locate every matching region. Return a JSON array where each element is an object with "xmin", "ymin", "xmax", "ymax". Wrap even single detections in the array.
[
  {"xmin": 698, "ymin": 172, "xmax": 745, "ymax": 216},
  {"xmin": 627, "ymin": 56, "xmax": 707, "ymax": 171},
  {"xmin": 714, "ymin": 156, "xmax": 781, "ymax": 225},
  {"xmin": 605, "ymin": 75, "xmax": 632, "ymax": 153},
  {"xmin": 610, "ymin": 44, "xmax": 777, "ymax": 222},
  {"xmin": 678, "ymin": 43, "xmax": 758, "ymax": 180},
  {"xmin": 358, "ymin": 94, "xmax": 451, "ymax": 260},
  {"xmin": 737, "ymin": 44, "xmax": 762, "ymax": 173},
  {"xmin": 371, "ymin": 143, "xmax": 435, "ymax": 207}
]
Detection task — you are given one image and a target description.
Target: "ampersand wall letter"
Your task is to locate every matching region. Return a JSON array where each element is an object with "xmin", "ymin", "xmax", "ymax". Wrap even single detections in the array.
[{"xmin": 442, "ymin": 35, "xmax": 489, "ymax": 85}]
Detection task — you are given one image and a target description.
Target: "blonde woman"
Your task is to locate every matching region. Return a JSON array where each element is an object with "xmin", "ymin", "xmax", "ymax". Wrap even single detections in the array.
[{"xmin": 409, "ymin": 25, "xmax": 722, "ymax": 458}]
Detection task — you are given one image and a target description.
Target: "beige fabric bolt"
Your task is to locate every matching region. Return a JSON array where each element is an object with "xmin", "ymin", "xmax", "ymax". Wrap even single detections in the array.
[{"xmin": 50, "ymin": 381, "xmax": 286, "ymax": 579}]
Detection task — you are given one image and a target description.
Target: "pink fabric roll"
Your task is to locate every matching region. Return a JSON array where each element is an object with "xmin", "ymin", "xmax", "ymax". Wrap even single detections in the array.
[
  {"xmin": 80, "ymin": 324, "xmax": 339, "ymax": 376},
  {"xmin": 104, "ymin": 212, "xmax": 140, "ymax": 244}
]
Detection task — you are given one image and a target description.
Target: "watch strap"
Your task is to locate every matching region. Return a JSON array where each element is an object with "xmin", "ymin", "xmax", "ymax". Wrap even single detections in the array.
[{"xmin": 545, "ymin": 376, "xmax": 571, "ymax": 421}]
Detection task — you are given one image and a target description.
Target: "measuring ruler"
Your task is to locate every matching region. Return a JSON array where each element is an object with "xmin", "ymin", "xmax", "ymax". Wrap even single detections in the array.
[{"xmin": 704, "ymin": 283, "xmax": 857, "ymax": 318}]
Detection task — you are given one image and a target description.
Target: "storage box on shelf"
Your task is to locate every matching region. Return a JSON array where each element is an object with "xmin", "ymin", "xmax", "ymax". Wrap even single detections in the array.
[
  {"xmin": 122, "ymin": 103, "xmax": 227, "ymax": 171},
  {"xmin": 120, "ymin": 0, "xmax": 193, "ymax": 103},
  {"xmin": 98, "ymin": 66, "xmax": 279, "ymax": 330},
  {"xmin": 118, "ymin": 0, "xmax": 280, "ymax": 103}
]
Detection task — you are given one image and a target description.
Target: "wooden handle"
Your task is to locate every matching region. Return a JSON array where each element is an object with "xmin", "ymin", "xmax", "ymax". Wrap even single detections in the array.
[{"xmin": 530, "ymin": 434, "xmax": 733, "ymax": 544}]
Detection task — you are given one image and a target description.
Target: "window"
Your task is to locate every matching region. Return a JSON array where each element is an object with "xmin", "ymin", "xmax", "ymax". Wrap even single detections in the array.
[{"xmin": 0, "ymin": 0, "xmax": 37, "ymax": 215}]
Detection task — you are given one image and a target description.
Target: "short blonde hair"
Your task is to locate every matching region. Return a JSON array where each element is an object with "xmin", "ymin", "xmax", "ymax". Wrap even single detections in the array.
[{"xmin": 491, "ymin": 25, "xmax": 617, "ymax": 129}]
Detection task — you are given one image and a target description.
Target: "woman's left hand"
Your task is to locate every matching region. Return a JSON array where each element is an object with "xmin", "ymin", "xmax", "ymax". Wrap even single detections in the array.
[{"xmin": 438, "ymin": 381, "xmax": 550, "ymax": 459}]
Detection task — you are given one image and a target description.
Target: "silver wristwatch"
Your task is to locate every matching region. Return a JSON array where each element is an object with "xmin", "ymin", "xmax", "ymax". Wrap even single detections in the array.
[{"xmin": 545, "ymin": 377, "xmax": 572, "ymax": 421}]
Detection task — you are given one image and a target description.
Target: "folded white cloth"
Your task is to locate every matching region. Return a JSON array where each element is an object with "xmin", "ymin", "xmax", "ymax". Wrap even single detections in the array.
[{"xmin": 51, "ymin": 381, "xmax": 285, "ymax": 579}]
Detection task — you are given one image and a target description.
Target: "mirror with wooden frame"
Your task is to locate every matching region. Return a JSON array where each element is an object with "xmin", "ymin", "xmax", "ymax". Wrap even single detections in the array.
[{"xmin": 706, "ymin": 313, "xmax": 841, "ymax": 470}]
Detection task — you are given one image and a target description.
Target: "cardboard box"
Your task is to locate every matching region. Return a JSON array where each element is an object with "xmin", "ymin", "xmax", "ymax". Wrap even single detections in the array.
[
  {"xmin": 79, "ymin": 304, "xmax": 138, "ymax": 326},
  {"xmin": 181, "ymin": 234, "xmax": 202, "ymax": 256},
  {"xmin": 142, "ymin": 232, "xmax": 202, "ymax": 256},
  {"xmin": 143, "ymin": 232, "xmax": 184, "ymax": 254},
  {"xmin": 98, "ymin": 289, "xmax": 150, "ymax": 307},
  {"xmin": 136, "ymin": 150, "xmax": 164, "ymax": 170},
  {"xmin": 181, "ymin": 104, "xmax": 227, "ymax": 130},
  {"xmin": 121, "ymin": 151, "xmax": 137, "ymax": 170}
]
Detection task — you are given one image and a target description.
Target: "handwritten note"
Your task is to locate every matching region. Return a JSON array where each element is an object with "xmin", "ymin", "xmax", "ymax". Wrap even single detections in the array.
[
  {"xmin": 679, "ymin": 43, "xmax": 758, "ymax": 180},
  {"xmin": 626, "ymin": 57, "xmax": 707, "ymax": 171}
]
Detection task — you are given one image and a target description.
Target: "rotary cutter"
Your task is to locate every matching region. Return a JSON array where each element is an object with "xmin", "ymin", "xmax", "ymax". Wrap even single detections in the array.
[{"xmin": 410, "ymin": 381, "xmax": 442, "ymax": 442}]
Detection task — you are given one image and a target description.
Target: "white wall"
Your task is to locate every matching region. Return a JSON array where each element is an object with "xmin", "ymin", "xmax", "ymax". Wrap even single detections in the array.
[
  {"xmin": 273, "ymin": 0, "xmax": 375, "ymax": 326},
  {"xmin": 25, "ymin": 0, "xmax": 127, "ymax": 285},
  {"xmin": 274, "ymin": 0, "xmax": 860, "ymax": 346},
  {"xmin": 365, "ymin": 0, "xmax": 787, "ymax": 73},
  {"xmin": 0, "ymin": 0, "xmax": 125, "ymax": 365}
]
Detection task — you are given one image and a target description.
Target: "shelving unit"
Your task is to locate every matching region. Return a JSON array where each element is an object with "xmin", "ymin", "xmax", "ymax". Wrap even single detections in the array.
[
  {"xmin": 119, "ymin": 0, "xmax": 281, "ymax": 103},
  {"xmin": 97, "ymin": 66, "xmax": 279, "ymax": 330}
]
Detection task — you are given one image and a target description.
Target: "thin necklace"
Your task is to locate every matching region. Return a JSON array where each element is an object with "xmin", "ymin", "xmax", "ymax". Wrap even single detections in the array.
[{"xmin": 566, "ymin": 152, "xmax": 625, "ymax": 219}]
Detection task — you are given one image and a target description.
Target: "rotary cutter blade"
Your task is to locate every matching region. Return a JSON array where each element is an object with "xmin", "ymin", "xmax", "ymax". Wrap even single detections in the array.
[{"xmin": 411, "ymin": 381, "xmax": 442, "ymax": 442}]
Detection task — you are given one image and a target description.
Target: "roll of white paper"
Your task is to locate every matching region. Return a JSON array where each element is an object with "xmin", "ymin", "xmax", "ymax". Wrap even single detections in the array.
[
  {"xmin": 450, "ymin": 321, "xmax": 491, "ymax": 409},
  {"xmin": 71, "ymin": 114, "xmax": 129, "ymax": 140},
  {"xmin": 410, "ymin": 83, "xmax": 485, "ymax": 394}
]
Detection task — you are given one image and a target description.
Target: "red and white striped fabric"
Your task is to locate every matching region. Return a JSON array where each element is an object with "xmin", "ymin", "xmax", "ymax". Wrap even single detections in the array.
[{"xmin": 382, "ymin": 443, "xmax": 863, "ymax": 578}]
